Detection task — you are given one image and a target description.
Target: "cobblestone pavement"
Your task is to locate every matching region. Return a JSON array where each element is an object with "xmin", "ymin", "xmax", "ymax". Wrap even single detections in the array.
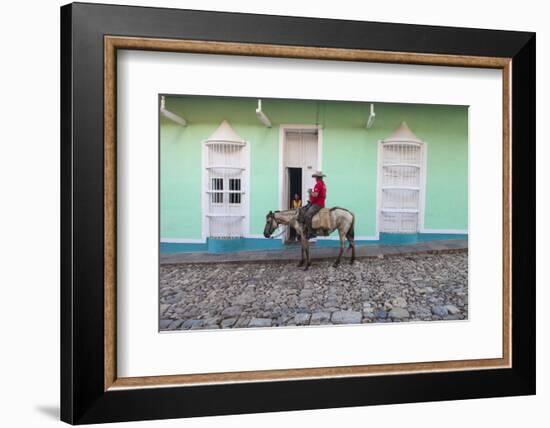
[{"xmin": 159, "ymin": 251, "xmax": 468, "ymax": 331}]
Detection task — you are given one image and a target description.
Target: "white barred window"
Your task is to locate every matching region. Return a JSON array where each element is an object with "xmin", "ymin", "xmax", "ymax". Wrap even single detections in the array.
[
  {"xmin": 379, "ymin": 122, "xmax": 425, "ymax": 234},
  {"xmin": 203, "ymin": 121, "xmax": 248, "ymax": 239},
  {"xmin": 228, "ymin": 178, "xmax": 241, "ymax": 204},
  {"xmin": 211, "ymin": 177, "xmax": 224, "ymax": 204}
]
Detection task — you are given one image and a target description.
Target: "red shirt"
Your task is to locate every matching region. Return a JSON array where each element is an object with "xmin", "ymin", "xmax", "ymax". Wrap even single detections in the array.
[{"xmin": 311, "ymin": 179, "xmax": 326, "ymax": 208}]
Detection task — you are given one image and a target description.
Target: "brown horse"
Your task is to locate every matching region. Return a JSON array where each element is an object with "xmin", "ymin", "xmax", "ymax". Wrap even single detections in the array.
[{"xmin": 263, "ymin": 208, "xmax": 355, "ymax": 270}]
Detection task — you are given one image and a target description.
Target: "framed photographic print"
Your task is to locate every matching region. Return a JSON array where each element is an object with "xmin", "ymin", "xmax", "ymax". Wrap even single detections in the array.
[{"xmin": 60, "ymin": 2, "xmax": 536, "ymax": 424}]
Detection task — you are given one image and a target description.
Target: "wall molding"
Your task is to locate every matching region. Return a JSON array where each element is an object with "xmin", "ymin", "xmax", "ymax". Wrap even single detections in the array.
[
  {"xmin": 161, "ymin": 238, "xmax": 207, "ymax": 244},
  {"xmin": 316, "ymin": 234, "xmax": 379, "ymax": 241},
  {"xmin": 419, "ymin": 228, "xmax": 468, "ymax": 235}
]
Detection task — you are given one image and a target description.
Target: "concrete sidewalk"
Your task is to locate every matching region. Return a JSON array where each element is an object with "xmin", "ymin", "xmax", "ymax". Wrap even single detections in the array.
[{"xmin": 160, "ymin": 239, "xmax": 468, "ymax": 265}]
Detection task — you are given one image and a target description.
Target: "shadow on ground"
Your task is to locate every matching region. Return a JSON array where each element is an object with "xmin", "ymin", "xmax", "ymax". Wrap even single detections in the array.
[{"xmin": 35, "ymin": 405, "xmax": 59, "ymax": 420}]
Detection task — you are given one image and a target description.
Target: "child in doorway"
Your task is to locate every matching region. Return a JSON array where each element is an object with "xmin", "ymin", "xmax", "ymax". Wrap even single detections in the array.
[
  {"xmin": 292, "ymin": 193, "xmax": 302, "ymax": 210},
  {"xmin": 290, "ymin": 193, "xmax": 302, "ymax": 241}
]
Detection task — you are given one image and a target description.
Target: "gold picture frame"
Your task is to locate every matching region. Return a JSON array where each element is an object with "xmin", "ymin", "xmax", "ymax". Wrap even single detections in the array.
[{"xmin": 103, "ymin": 36, "xmax": 512, "ymax": 391}]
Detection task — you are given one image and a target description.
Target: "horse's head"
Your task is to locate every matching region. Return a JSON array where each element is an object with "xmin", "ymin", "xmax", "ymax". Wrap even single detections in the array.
[{"xmin": 263, "ymin": 211, "xmax": 278, "ymax": 238}]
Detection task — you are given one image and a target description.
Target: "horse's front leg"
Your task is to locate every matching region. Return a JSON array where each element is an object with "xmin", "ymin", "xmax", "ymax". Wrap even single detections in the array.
[
  {"xmin": 295, "ymin": 226, "xmax": 305, "ymax": 267},
  {"xmin": 333, "ymin": 230, "xmax": 345, "ymax": 268},
  {"xmin": 297, "ymin": 243, "xmax": 305, "ymax": 267},
  {"xmin": 302, "ymin": 238, "xmax": 311, "ymax": 271}
]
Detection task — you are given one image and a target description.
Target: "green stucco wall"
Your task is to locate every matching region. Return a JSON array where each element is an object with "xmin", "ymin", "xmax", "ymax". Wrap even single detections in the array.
[{"xmin": 160, "ymin": 96, "xmax": 468, "ymax": 240}]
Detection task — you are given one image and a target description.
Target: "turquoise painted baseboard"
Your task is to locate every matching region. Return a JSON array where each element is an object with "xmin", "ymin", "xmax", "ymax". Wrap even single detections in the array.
[
  {"xmin": 160, "ymin": 242, "xmax": 208, "ymax": 253},
  {"xmin": 206, "ymin": 237, "xmax": 283, "ymax": 253},
  {"xmin": 160, "ymin": 233, "xmax": 467, "ymax": 254}
]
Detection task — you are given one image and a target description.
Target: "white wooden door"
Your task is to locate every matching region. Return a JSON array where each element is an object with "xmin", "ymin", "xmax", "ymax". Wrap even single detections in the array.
[
  {"xmin": 281, "ymin": 129, "xmax": 319, "ymax": 241},
  {"xmin": 284, "ymin": 130, "xmax": 318, "ymax": 203}
]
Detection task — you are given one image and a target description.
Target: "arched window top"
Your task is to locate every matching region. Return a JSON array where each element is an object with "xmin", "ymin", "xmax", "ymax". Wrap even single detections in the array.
[
  {"xmin": 382, "ymin": 121, "xmax": 423, "ymax": 144},
  {"xmin": 205, "ymin": 120, "xmax": 245, "ymax": 144}
]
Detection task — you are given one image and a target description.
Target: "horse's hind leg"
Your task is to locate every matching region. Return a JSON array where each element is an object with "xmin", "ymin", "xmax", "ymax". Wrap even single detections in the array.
[
  {"xmin": 348, "ymin": 237, "xmax": 356, "ymax": 264},
  {"xmin": 346, "ymin": 225, "xmax": 356, "ymax": 264}
]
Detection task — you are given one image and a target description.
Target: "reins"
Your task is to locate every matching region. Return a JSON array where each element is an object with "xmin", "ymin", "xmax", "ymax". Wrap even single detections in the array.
[
  {"xmin": 270, "ymin": 225, "xmax": 287, "ymax": 239},
  {"xmin": 268, "ymin": 211, "xmax": 297, "ymax": 239}
]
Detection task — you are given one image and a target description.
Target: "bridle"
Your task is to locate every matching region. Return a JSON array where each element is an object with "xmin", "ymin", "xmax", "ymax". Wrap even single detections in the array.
[{"xmin": 265, "ymin": 212, "xmax": 286, "ymax": 239}]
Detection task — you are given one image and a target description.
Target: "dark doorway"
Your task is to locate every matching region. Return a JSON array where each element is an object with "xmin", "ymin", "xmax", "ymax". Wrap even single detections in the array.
[{"xmin": 287, "ymin": 167, "xmax": 302, "ymax": 243}]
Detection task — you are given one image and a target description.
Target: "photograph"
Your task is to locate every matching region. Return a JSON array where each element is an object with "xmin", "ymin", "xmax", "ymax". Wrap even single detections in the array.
[
  {"xmin": 159, "ymin": 95, "xmax": 469, "ymax": 331},
  {"xmin": 55, "ymin": 1, "xmax": 536, "ymax": 424}
]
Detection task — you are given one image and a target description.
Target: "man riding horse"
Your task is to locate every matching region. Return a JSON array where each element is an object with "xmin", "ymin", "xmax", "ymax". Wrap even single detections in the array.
[
  {"xmin": 302, "ymin": 171, "xmax": 327, "ymax": 239},
  {"xmin": 263, "ymin": 169, "xmax": 355, "ymax": 269}
]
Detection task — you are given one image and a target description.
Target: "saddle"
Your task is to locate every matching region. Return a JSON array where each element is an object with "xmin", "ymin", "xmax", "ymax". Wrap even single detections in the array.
[
  {"xmin": 297, "ymin": 207, "xmax": 332, "ymax": 236},
  {"xmin": 312, "ymin": 208, "xmax": 332, "ymax": 231}
]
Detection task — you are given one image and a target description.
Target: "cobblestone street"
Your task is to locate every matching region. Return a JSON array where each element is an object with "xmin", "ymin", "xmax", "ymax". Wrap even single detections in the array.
[{"xmin": 159, "ymin": 251, "xmax": 468, "ymax": 331}]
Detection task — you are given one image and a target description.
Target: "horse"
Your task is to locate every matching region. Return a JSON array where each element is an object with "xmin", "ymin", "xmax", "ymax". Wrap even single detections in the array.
[{"xmin": 263, "ymin": 207, "xmax": 356, "ymax": 270}]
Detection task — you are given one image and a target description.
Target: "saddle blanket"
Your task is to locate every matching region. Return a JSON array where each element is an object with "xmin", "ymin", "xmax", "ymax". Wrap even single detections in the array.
[{"xmin": 312, "ymin": 208, "xmax": 332, "ymax": 230}]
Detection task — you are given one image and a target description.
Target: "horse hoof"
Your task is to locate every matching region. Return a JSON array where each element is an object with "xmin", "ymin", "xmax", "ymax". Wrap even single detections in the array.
[
  {"xmin": 297, "ymin": 262, "xmax": 304, "ymax": 267},
  {"xmin": 303, "ymin": 266, "xmax": 309, "ymax": 271},
  {"xmin": 332, "ymin": 262, "xmax": 340, "ymax": 268},
  {"xmin": 350, "ymin": 259, "xmax": 355, "ymax": 265}
]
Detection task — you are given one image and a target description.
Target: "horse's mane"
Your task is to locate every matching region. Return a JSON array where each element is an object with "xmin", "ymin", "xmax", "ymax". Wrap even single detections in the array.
[
  {"xmin": 274, "ymin": 209, "xmax": 298, "ymax": 214},
  {"xmin": 330, "ymin": 206, "xmax": 354, "ymax": 215}
]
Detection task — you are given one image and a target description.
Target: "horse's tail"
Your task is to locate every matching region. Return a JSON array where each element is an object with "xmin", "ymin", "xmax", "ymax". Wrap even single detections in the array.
[{"xmin": 346, "ymin": 213, "xmax": 355, "ymax": 248}]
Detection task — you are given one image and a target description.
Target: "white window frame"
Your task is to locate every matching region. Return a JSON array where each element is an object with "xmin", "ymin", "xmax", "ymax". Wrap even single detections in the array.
[
  {"xmin": 376, "ymin": 140, "xmax": 428, "ymax": 235},
  {"xmin": 201, "ymin": 140, "xmax": 250, "ymax": 240}
]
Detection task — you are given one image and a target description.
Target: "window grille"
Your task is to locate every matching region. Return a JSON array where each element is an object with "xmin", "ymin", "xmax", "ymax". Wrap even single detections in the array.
[
  {"xmin": 379, "ymin": 123, "xmax": 425, "ymax": 234},
  {"xmin": 203, "ymin": 121, "xmax": 247, "ymax": 239},
  {"xmin": 229, "ymin": 178, "xmax": 241, "ymax": 204},
  {"xmin": 211, "ymin": 178, "xmax": 224, "ymax": 204}
]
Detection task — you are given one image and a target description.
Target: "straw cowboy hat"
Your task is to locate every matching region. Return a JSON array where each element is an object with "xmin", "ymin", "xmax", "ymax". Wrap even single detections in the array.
[{"xmin": 311, "ymin": 171, "xmax": 326, "ymax": 178}]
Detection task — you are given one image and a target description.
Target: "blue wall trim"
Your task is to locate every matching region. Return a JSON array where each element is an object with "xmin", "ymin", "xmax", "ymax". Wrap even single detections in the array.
[
  {"xmin": 160, "ymin": 233, "xmax": 467, "ymax": 254},
  {"xmin": 206, "ymin": 237, "xmax": 283, "ymax": 253},
  {"xmin": 160, "ymin": 242, "xmax": 208, "ymax": 254}
]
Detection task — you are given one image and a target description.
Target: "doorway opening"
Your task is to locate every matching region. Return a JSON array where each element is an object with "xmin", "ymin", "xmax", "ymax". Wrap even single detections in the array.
[
  {"xmin": 287, "ymin": 167, "xmax": 302, "ymax": 243},
  {"xmin": 280, "ymin": 126, "xmax": 321, "ymax": 243}
]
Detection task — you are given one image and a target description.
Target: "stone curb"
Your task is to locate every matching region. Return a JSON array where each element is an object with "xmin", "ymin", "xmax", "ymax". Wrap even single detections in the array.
[{"xmin": 160, "ymin": 242, "xmax": 468, "ymax": 266}]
